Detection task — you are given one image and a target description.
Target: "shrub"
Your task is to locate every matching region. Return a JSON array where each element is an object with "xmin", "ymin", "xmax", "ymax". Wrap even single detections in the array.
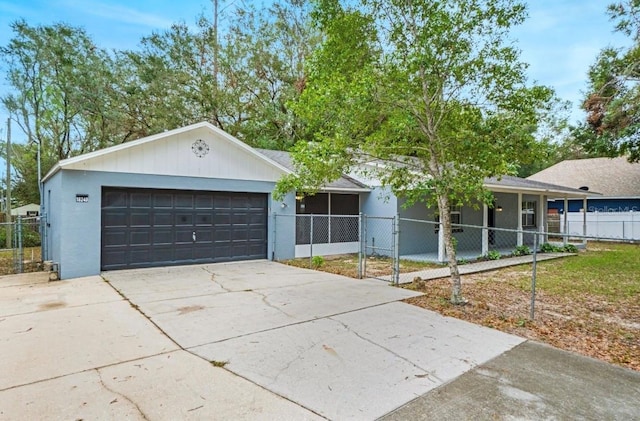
[
  {"xmin": 513, "ymin": 245, "xmax": 531, "ymax": 256},
  {"xmin": 0, "ymin": 226, "xmax": 41, "ymax": 247},
  {"xmin": 540, "ymin": 242, "xmax": 560, "ymax": 253},
  {"xmin": 311, "ymin": 255, "xmax": 324, "ymax": 268},
  {"xmin": 562, "ymin": 244, "xmax": 578, "ymax": 253},
  {"xmin": 486, "ymin": 250, "xmax": 501, "ymax": 260}
]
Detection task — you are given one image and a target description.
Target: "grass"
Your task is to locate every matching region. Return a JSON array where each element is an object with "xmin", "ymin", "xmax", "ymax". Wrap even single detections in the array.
[
  {"xmin": 282, "ymin": 253, "xmax": 441, "ymax": 278},
  {"xmin": 404, "ymin": 242, "xmax": 640, "ymax": 371},
  {"xmin": 0, "ymin": 247, "xmax": 42, "ymax": 275},
  {"xmin": 477, "ymin": 242, "xmax": 640, "ymax": 302}
]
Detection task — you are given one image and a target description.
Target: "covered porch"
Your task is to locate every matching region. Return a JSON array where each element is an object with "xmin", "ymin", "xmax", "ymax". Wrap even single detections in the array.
[{"xmin": 398, "ymin": 176, "xmax": 591, "ymax": 263}]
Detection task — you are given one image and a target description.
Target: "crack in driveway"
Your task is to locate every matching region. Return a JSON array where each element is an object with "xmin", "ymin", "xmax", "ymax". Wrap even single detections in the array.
[
  {"xmin": 329, "ymin": 317, "xmax": 443, "ymax": 384},
  {"xmin": 96, "ymin": 368, "xmax": 150, "ymax": 420}
]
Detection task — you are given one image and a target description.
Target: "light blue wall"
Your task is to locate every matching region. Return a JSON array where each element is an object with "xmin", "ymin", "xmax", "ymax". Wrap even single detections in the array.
[
  {"xmin": 361, "ymin": 187, "xmax": 397, "ymax": 256},
  {"xmin": 42, "ymin": 172, "xmax": 63, "ymax": 264},
  {"xmin": 44, "ymin": 169, "xmax": 296, "ymax": 279}
]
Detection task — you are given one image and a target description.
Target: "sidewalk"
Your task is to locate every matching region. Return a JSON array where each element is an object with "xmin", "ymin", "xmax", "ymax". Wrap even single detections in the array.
[{"xmin": 380, "ymin": 253, "xmax": 571, "ymax": 284}]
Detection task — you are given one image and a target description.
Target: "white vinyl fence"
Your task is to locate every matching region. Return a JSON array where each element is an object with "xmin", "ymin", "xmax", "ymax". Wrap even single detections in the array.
[{"xmin": 564, "ymin": 211, "xmax": 639, "ymax": 241}]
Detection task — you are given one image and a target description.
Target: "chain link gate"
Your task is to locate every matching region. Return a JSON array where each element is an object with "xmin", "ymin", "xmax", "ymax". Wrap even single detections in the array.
[{"xmin": 361, "ymin": 215, "xmax": 399, "ymax": 283}]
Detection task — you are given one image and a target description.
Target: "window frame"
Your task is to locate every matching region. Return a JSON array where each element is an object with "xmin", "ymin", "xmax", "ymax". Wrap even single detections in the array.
[
  {"xmin": 435, "ymin": 205, "xmax": 463, "ymax": 233},
  {"xmin": 522, "ymin": 200, "xmax": 536, "ymax": 228}
]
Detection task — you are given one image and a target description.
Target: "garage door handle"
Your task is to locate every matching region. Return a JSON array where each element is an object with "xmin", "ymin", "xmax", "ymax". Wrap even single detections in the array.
[{"xmin": 192, "ymin": 231, "xmax": 196, "ymax": 242}]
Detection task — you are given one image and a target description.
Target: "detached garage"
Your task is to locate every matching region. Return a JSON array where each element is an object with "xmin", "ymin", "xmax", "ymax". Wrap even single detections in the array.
[{"xmin": 42, "ymin": 122, "xmax": 298, "ymax": 279}]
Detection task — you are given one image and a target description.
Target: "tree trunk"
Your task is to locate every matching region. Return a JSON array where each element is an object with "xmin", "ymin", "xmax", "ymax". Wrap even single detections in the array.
[{"xmin": 437, "ymin": 194, "xmax": 465, "ymax": 304}]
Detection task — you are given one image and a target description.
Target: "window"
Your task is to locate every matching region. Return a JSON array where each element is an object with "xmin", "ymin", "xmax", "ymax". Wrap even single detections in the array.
[
  {"xmin": 435, "ymin": 206, "xmax": 463, "ymax": 233},
  {"xmin": 522, "ymin": 201, "xmax": 536, "ymax": 227}
]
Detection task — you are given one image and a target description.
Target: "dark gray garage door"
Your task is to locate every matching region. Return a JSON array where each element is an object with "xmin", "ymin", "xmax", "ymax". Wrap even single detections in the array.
[{"xmin": 101, "ymin": 188, "xmax": 268, "ymax": 270}]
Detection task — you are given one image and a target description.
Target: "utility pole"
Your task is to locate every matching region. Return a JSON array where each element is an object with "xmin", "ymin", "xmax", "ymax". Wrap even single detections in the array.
[{"xmin": 5, "ymin": 118, "xmax": 11, "ymax": 249}]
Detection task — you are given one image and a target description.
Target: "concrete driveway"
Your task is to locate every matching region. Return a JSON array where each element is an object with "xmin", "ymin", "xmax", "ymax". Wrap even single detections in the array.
[
  {"xmin": 3, "ymin": 262, "xmax": 639, "ymax": 420},
  {"xmin": 102, "ymin": 261, "xmax": 523, "ymax": 419},
  {"xmin": 0, "ymin": 271, "xmax": 322, "ymax": 420}
]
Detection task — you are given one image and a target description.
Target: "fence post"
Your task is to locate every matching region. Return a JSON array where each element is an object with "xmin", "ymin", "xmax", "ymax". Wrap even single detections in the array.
[
  {"xmin": 393, "ymin": 214, "xmax": 400, "ymax": 285},
  {"xmin": 309, "ymin": 214, "xmax": 314, "ymax": 268},
  {"xmin": 363, "ymin": 214, "xmax": 367, "ymax": 277},
  {"xmin": 358, "ymin": 212, "xmax": 363, "ymax": 279},
  {"xmin": 529, "ymin": 231, "xmax": 538, "ymax": 320},
  {"xmin": 15, "ymin": 216, "xmax": 23, "ymax": 274}
]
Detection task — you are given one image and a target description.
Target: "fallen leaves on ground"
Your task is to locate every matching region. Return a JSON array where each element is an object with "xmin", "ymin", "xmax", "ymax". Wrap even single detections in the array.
[{"xmin": 405, "ymin": 272, "xmax": 640, "ymax": 372}]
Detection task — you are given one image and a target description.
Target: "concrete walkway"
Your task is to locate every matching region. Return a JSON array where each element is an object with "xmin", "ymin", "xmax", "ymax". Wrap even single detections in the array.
[{"xmin": 381, "ymin": 252, "xmax": 572, "ymax": 284}]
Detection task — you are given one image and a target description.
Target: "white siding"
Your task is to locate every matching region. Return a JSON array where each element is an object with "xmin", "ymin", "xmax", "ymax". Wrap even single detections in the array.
[{"xmin": 64, "ymin": 127, "xmax": 285, "ymax": 182}]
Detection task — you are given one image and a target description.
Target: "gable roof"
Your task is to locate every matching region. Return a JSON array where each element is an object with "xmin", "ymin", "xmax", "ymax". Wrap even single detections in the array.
[
  {"xmin": 527, "ymin": 156, "xmax": 640, "ymax": 197},
  {"xmin": 42, "ymin": 121, "xmax": 291, "ymax": 183},
  {"xmin": 255, "ymin": 148, "xmax": 370, "ymax": 192}
]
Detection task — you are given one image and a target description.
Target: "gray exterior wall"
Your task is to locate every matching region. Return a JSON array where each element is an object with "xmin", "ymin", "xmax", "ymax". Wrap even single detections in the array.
[
  {"xmin": 43, "ymin": 169, "xmax": 297, "ymax": 279},
  {"xmin": 396, "ymin": 192, "xmax": 548, "ymax": 256}
]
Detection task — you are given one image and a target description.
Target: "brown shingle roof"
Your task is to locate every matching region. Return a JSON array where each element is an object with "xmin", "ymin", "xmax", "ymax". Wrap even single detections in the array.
[{"xmin": 527, "ymin": 156, "xmax": 640, "ymax": 197}]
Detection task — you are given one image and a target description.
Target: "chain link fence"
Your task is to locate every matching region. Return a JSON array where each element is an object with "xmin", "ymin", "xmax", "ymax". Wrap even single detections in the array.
[
  {"xmin": 0, "ymin": 216, "xmax": 46, "ymax": 275},
  {"xmin": 275, "ymin": 213, "xmax": 635, "ymax": 320}
]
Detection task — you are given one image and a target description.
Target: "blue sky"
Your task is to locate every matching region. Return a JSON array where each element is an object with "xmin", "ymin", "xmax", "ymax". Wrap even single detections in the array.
[{"xmin": 0, "ymin": 0, "xmax": 630, "ymax": 144}]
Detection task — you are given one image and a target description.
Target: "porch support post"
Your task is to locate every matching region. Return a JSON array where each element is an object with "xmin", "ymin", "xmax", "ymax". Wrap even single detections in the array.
[
  {"xmin": 437, "ymin": 221, "xmax": 445, "ymax": 263},
  {"xmin": 538, "ymin": 194, "xmax": 545, "ymax": 248},
  {"xmin": 517, "ymin": 192, "xmax": 523, "ymax": 246},
  {"xmin": 482, "ymin": 203, "xmax": 489, "ymax": 256},
  {"xmin": 582, "ymin": 196, "xmax": 588, "ymax": 246},
  {"xmin": 563, "ymin": 197, "xmax": 569, "ymax": 245}
]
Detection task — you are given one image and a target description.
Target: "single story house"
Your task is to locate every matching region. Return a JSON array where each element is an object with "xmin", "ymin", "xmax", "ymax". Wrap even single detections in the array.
[
  {"xmin": 42, "ymin": 122, "xmax": 590, "ymax": 279},
  {"xmin": 527, "ymin": 157, "xmax": 639, "ymax": 239},
  {"xmin": 527, "ymin": 156, "xmax": 640, "ymax": 213},
  {"xmin": 11, "ymin": 203, "xmax": 40, "ymax": 217}
]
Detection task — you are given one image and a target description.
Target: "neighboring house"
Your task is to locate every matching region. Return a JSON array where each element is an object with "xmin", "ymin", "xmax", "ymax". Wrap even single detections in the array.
[
  {"xmin": 10, "ymin": 203, "xmax": 40, "ymax": 217},
  {"xmin": 527, "ymin": 156, "xmax": 640, "ymax": 239},
  {"xmin": 42, "ymin": 122, "xmax": 589, "ymax": 279},
  {"xmin": 527, "ymin": 156, "xmax": 640, "ymax": 213}
]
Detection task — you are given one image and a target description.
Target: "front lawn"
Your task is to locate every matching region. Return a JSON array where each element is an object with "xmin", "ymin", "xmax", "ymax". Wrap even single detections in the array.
[
  {"xmin": 405, "ymin": 242, "xmax": 640, "ymax": 371},
  {"xmin": 282, "ymin": 254, "xmax": 441, "ymax": 278}
]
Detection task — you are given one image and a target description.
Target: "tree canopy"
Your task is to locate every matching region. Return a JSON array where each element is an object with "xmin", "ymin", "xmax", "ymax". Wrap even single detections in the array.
[
  {"xmin": 276, "ymin": 0, "xmax": 555, "ymax": 303},
  {"xmin": 580, "ymin": 0, "xmax": 640, "ymax": 162}
]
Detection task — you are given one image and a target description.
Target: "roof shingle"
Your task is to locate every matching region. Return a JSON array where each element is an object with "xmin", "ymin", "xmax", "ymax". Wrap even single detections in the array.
[{"xmin": 527, "ymin": 156, "xmax": 640, "ymax": 197}]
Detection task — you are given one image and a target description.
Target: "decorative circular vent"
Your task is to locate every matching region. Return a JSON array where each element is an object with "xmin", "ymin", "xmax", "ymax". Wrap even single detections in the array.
[{"xmin": 191, "ymin": 139, "xmax": 210, "ymax": 158}]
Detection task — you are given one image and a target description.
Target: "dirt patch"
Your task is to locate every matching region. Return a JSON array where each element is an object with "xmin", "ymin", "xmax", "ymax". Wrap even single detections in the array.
[
  {"xmin": 405, "ymin": 274, "xmax": 640, "ymax": 372},
  {"xmin": 38, "ymin": 301, "xmax": 66, "ymax": 310},
  {"xmin": 177, "ymin": 305, "xmax": 205, "ymax": 315}
]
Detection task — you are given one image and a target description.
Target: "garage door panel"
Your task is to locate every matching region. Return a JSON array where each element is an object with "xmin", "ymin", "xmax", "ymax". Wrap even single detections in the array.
[
  {"xmin": 154, "ymin": 194, "xmax": 172, "ymax": 207},
  {"xmin": 175, "ymin": 213, "xmax": 193, "ymax": 226},
  {"xmin": 103, "ymin": 211, "xmax": 127, "ymax": 227},
  {"xmin": 154, "ymin": 213, "xmax": 173, "ymax": 226},
  {"xmin": 175, "ymin": 229, "xmax": 194, "ymax": 244},
  {"xmin": 103, "ymin": 231, "xmax": 126, "ymax": 246},
  {"xmin": 153, "ymin": 230, "xmax": 173, "ymax": 245},
  {"xmin": 131, "ymin": 212, "xmax": 151, "ymax": 226},
  {"xmin": 175, "ymin": 194, "xmax": 194, "ymax": 208},
  {"xmin": 131, "ymin": 193, "xmax": 151, "ymax": 208},
  {"xmin": 103, "ymin": 191, "xmax": 127, "ymax": 208},
  {"xmin": 130, "ymin": 230, "xmax": 151, "ymax": 246},
  {"xmin": 102, "ymin": 188, "xmax": 267, "ymax": 270}
]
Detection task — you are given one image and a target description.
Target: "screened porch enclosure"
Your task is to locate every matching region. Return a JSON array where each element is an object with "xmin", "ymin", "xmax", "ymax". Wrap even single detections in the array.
[{"xmin": 295, "ymin": 193, "xmax": 360, "ymax": 257}]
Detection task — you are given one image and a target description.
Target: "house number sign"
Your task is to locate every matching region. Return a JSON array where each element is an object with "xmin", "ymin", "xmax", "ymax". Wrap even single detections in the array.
[{"xmin": 76, "ymin": 194, "xmax": 89, "ymax": 203}]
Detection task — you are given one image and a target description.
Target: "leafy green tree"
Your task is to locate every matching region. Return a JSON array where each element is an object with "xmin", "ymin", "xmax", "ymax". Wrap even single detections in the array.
[
  {"xmin": 580, "ymin": 0, "xmax": 640, "ymax": 162},
  {"xmin": 276, "ymin": 0, "xmax": 554, "ymax": 304},
  {"xmin": 1, "ymin": 20, "xmax": 120, "ymax": 203}
]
